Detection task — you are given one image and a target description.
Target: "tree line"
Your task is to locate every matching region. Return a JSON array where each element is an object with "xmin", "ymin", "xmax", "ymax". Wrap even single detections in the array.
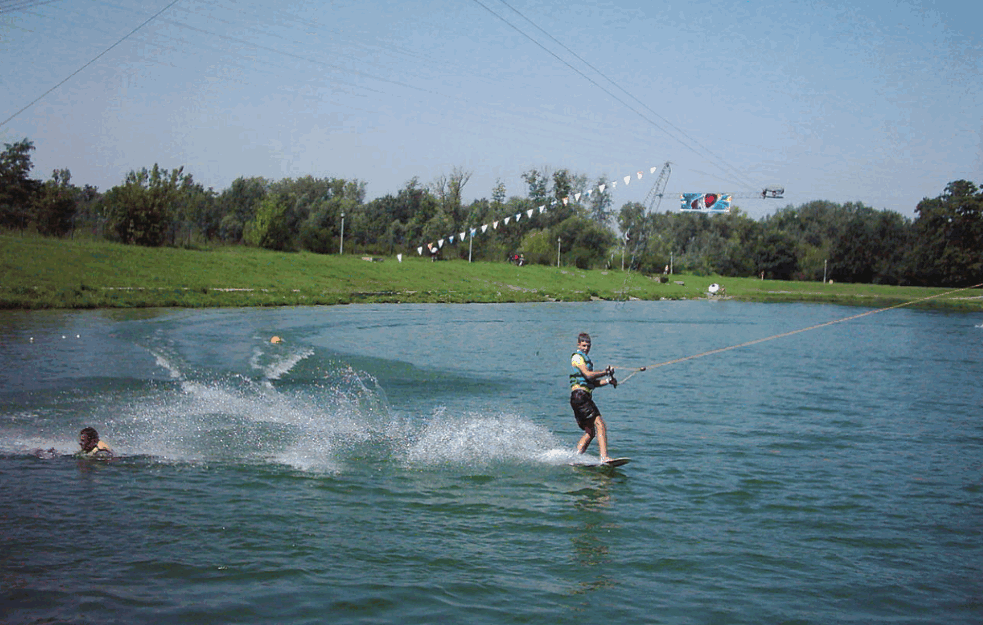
[{"xmin": 2, "ymin": 138, "xmax": 980, "ymax": 287}]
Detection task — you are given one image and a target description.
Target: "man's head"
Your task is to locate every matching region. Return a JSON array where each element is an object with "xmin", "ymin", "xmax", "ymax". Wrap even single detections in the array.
[
  {"xmin": 79, "ymin": 427, "xmax": 99, "ymax": 452},
  {"xmin": 577, "ymin": 333, "xmax": 591, "ymax": 353}
]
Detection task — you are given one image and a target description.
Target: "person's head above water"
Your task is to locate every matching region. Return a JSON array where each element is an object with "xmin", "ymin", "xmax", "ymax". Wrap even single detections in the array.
[{"xmin": 79, "ymin": 427, "xmax": 100, "ymax": 453}]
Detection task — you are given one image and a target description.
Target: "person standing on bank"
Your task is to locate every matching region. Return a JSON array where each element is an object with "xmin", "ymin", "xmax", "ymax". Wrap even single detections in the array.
[{"xmin": 569, "ymin": 332, "xmax": 617, "ymax": 462}]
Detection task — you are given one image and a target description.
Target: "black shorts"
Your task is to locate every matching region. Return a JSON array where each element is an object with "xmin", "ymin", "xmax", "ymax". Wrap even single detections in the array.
[{"xmin": 570, "ymin": 389, "xmax": 600, "ymax": 434}]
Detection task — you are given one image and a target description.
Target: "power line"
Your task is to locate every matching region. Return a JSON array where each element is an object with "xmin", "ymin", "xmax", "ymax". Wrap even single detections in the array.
[
  {"xmin": 0, "ymin": 0, "xmax": 183, "ymax": 129},
  {"xmin": 0, "ymin": 0, "xmax": 60, "ymax": 14},
  {"xmin": 481, "ymin": 0, "xmax": 760, "ymax": 192}
]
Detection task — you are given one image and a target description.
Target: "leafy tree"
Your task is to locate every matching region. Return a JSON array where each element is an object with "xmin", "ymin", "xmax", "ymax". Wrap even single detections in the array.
[
  {"xmin": 828, "ymin": 207, "xmax": 910, "ymax": 284},
  {"xmin": 522, "ymin": 168, "xmax": 549, "ymax": 207},
  {"xmin": 69, "ymin": 184, "xmax": 104, "ymax": 238},
  {"xmin": 216, "ymin": 177, "xmax": 268, "ymax": 243},
  {"xmin": 430, "ymin": 167, "xmax": 472, "ymax": 226},
  {"xmin": 103, "ymin": 164, "xmax": 193, "ymax": 246},
  {"xmin": 491, "ymin": 180, "xmax": 506, "ymax": 206},
  {"xmin": 587, "ymin": 176, "xmax": 613, "ymax": 225},
  {"xmin": 0, "ymin": 138, "xmax": 41, "ymax": 229},
  {"xmin": 909, "ymin": 180, "xmax": 983, "ymax": 286},
  {"xmin": 244, "ymin": 194, "xmax": 292, "ymax": 251},
  {"xmin": 753, "ymin": 231, "xmax": 799, "ymax": 279},
  {"xmin": 554, "ymin": 215, "xmax": 616, "ymax": 269},
  {"xmin": 617, "ymin": 201, "xmax": 646, "ymax": 241},
  {"xmin": 167, "ymin": 179, "xmax": 215, "ymax": 247},
  {"xmin": 32, "ymin": 168, "xmax": 78, "ymax": 236}
]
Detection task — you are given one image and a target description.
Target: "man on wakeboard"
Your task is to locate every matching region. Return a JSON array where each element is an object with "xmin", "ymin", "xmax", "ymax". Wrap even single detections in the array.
[{"xmin": 569, "ymin": 332, "xmax": 617, "ymax": 462}]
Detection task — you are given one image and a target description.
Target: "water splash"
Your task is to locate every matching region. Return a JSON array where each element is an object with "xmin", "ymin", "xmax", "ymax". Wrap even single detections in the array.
[
  {"xmin": 4, "ymin": 336, "xmax": 575, "ymax": 473},
  {"xmin": 249, "ymin": 344, "xmax": 314, "ymax": 385},
  {"xmin": 400, "ymin": 407, "xmax": 571, "ymax": 468},
  {"xmin": 83, "ymin": 340, "xmax": 397, "ymax": 472}
]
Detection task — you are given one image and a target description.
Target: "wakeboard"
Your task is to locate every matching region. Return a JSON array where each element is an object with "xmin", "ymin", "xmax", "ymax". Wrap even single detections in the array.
[{"xmin": 574, "ymin": 457, "xmax": 631, "ymax": 468}]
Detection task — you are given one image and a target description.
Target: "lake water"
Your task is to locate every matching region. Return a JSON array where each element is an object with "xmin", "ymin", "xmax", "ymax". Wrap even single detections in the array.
[{"xmin": 1, "ymin": 301, "xmax": 981, "ymax": 624}]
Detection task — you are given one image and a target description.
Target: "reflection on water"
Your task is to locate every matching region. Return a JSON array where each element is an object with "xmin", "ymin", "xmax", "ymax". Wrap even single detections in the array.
[{"xmin": 569, "ymin": 471, "xmax": 621, "ymax": 601}]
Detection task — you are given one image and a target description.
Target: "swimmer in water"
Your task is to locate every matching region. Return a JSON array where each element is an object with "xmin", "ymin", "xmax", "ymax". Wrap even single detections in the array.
[{"xmin": 78, "ymin": 427, "xmax": 112, "ymax": 458}]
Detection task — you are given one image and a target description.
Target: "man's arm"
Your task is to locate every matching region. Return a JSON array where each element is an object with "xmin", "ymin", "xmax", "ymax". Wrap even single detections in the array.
[{"xmin": 573, "ymin": 360, "xmax": 615, "ymax": 386}]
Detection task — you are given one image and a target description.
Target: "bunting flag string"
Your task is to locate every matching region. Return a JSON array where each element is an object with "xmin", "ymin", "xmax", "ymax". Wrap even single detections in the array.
[{"xmin": 407, "ymin": 162, "xmax": 667, "ymax": 258}]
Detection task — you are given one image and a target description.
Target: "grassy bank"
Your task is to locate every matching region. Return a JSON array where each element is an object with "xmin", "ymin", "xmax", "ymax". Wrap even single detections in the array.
[{"xmin": 2, "ymin": 234, "xmax": 980, "ymax": 311}]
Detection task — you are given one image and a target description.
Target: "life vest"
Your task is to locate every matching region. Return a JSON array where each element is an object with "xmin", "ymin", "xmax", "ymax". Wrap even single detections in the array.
[{"xmin": 569, "ymin": 349, "xmax": 595, "ymax": 392}]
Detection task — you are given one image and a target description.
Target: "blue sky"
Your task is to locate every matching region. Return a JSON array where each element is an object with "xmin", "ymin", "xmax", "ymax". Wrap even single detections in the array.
[{"xmin": 2, "ymin": 0, "xmax": 981, "ymax": 219}]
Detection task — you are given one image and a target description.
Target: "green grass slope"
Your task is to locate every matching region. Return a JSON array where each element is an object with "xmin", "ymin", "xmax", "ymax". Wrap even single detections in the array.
[{"xmin": 2, "ymin": 234, "xmax": 980, "ymax": 311}]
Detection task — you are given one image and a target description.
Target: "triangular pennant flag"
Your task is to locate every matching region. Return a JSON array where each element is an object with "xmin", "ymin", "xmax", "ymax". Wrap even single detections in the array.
[
  {"xmin": 538, "ymin": 205, "xmax": 545, "ymax": 213},
  {"xmin": 417, "ymin": 247, "xmax": 423, "ymax": 255},
  {"xmin": 493, "ymin": 221, "xmax": 499, "ymax": 229},
  {"xmin": 586, "ymin": 189, "xmax": 593, "ymax": 197},
  {"xmin": 482, "ymin": 224, "xmax": 489, "ymax": 233},
  {"xmin": 599, "ymin": 184, "xmax": 606, "ymax": 193},
  {"xmin": 575, "ymin": 193, "xmax": 581, "ymax": 201},
  {"xmin": 397, "ymin": 253, "xmax": 403, "ymax": 262},
  {"xmin": 650, "ymin": 166, "xmax": 657, "ymax": 174},
  {"xmin": 460, "ymin": 231, "xmax": 466, "ymax": 241},
  {"xmin": 562, "ymin": 197, "xmax": 569, "ymax": 205},
  {"xmin": 470, "ymin": 228, "xmax": 476, "ymax": 236},
  {"xmin": 526, "ymin": 209, "xmax": 534, "ymax": 218},
  {"xmin": 438, "ymin": 239, "xmax": 445, "ymax": 248},
  {"xmin": 504, "ymin": 217, "xmax": 511, "ymax": 225},
  {"xmin": 637, "ymin": 171, "xmax": 643, "ymax": 179},
  {"xmin": 624, "ymin": 175, "xmax": 631, "ymax": 185},
  {"xmin": 448, "ymin": 235, "xmax": 455, "ymax": 244},
  {"xmin": 611, "ymin": 180, "xmax": 618, "ymax": 188}
]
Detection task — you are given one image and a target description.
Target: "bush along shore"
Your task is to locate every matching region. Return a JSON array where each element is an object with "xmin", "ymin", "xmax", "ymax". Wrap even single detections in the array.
[{"xmin": 2, "ymin": 234, "xmax": 980, "ymax": 311}]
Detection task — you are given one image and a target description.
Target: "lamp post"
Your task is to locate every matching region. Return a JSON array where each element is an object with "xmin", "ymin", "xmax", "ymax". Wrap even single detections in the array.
[
  {"xmin": 339, "ymin": 211, "xmax": 345, "ymax": 255},
  {"xmin": 622, "ymin": 229, "xmax": 628, "ymax": 271},
  {"xmin": 557, "ymin": 237, "xmax": 561, "ymax": 267}
]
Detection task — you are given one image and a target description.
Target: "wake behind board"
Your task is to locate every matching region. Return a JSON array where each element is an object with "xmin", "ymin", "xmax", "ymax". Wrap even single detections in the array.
[{"xmin": 574, "ymin": 457, "xmax": 631, "ymax": 468}]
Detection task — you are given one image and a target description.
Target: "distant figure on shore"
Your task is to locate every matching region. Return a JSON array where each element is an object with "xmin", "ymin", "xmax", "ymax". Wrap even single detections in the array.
[{"xmin": 78, "ymin": 427, "xmax": 112, "ymax": 458}]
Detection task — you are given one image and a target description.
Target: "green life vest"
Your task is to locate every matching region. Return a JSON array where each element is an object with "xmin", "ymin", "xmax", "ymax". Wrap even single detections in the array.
[{"xmin": 569, "ymin": 349, "xmax": 594, "ymax": 391}]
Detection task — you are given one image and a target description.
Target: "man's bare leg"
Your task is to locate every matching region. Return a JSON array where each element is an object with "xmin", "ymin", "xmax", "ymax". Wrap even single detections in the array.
[
  {"xmin": 594, "ymin": 416, "xmax": 610, "ymax": 462},
  {"xmin": 577, "ymin": 430, "xmax": 593, "ymax": 454},
  {"xmin": 577, "ymin": 416, "xmax": 610, "ymax": 462}
]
